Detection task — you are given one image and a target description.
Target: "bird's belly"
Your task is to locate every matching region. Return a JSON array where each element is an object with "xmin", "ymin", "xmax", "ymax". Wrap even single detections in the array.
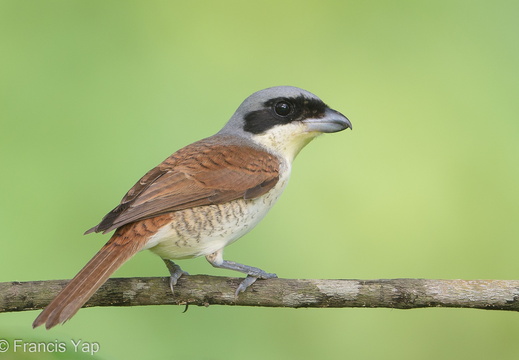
[{"xmin": 143, "ymin": 187, "xmax": 284, "ymax": 260}]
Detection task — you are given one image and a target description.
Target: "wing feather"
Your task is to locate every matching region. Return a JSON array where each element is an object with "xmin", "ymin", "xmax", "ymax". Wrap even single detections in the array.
[{"xmin": 86, "ymin": 136, "xmax": 280, "ymax": 234}]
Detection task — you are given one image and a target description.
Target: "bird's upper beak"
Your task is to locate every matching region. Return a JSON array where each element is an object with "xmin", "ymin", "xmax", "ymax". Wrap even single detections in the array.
[{"xmin": 303, "ymin": 108, "xmax": 352, "ymax": 133}]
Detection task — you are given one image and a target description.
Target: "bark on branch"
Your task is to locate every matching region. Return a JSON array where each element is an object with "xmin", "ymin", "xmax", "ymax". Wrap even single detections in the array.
[{"xmin": 2, "ymin": 276, "xmax": 519, "ymax": 313}]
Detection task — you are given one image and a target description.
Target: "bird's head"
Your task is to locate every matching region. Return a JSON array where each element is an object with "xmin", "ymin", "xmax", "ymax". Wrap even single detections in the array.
[{"xmin": 219, "ymin": 86, "xmax": 352, "ymax": 161}]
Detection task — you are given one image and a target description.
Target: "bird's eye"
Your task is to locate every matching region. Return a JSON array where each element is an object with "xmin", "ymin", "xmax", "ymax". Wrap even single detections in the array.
[{"xmin": 274, "ymin": 101, "xmax": 292, "ymax": 117}]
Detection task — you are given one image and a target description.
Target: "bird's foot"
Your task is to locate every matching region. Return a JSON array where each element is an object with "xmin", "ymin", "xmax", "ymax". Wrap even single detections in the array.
[
  {"xmin": 236, "ymin": 272, "xmax": 277, "ymax": 296},
  {"xmin": 205, "ymin": 251, "xmax": 277, "ymax": 296},
  {"xmin": 163, "ymin": 259, "xmax": 189, "ymax": 294}
]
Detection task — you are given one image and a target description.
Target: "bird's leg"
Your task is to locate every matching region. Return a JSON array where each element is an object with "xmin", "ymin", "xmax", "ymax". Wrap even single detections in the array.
[
  {"xmin": 206, "ymin": 249, "xmax": 277, "ymax": 296},
  {"xmin": 163, "ymin": 259, "xmax": 189, "ymax": 294}
]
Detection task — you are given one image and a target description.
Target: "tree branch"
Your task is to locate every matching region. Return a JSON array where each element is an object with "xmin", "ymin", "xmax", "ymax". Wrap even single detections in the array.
[{"xmin": 2, "ymin": 276, "xmax": 519, "ymax": 313}]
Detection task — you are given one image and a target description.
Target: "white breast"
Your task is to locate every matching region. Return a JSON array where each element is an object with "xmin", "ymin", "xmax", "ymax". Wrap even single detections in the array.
[{"xmin": 143, "ymin": 162, "xmax": 291, "ymax": 260}]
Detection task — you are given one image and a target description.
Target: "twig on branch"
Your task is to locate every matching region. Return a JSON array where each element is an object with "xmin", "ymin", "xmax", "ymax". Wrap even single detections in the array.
[{"xmin": 2, "ymin": 276, "xmax": 519, "ymax": 314}]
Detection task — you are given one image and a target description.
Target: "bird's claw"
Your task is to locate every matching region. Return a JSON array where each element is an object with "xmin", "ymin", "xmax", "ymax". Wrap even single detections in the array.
[
  {"xmin": 163, "ymin": 259, "xmax": 189, "ymax": 294},
  {"xmin": 235, "ymin": 272, "xmax": 277, "ymax": 296}
]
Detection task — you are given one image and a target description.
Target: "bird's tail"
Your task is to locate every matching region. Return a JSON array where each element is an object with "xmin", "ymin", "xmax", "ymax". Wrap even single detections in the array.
[{"xmin": 33, "ymin": 223, "xmax": 150, "ymax": 330}]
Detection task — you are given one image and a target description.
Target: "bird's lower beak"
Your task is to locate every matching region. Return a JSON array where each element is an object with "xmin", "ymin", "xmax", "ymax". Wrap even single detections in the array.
[{"xmin": 303, "ymin": 108, "xmax": 352, "ymax": 133}]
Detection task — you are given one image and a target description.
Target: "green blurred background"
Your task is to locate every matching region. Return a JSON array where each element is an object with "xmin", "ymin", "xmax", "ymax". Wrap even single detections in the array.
[{"xmin": 1, "ymin": 0, "xmax": 519, "ymax": 359}]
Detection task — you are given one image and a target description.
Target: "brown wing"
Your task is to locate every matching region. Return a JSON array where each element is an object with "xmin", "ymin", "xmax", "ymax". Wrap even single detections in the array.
[{"xmin": 85, "ymin": 136, "xmax": 280, "ymax": 234}]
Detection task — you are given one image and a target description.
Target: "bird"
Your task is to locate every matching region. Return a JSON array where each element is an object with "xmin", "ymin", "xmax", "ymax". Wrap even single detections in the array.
[{"xmin": 33, "ymin": 85, "xmax": 352, "ymax": 329}]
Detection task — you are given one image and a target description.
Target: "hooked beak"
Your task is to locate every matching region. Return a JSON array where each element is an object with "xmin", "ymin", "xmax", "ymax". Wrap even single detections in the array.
[{"xmin": 303, "ymin": 108, "xmax": 352, "ymax": 133}]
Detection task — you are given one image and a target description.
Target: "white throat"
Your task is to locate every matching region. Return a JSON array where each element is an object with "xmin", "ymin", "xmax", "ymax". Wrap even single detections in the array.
[{"xmin": 251, "ymin": 122, "xmax": 320, "ymax": 162}]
